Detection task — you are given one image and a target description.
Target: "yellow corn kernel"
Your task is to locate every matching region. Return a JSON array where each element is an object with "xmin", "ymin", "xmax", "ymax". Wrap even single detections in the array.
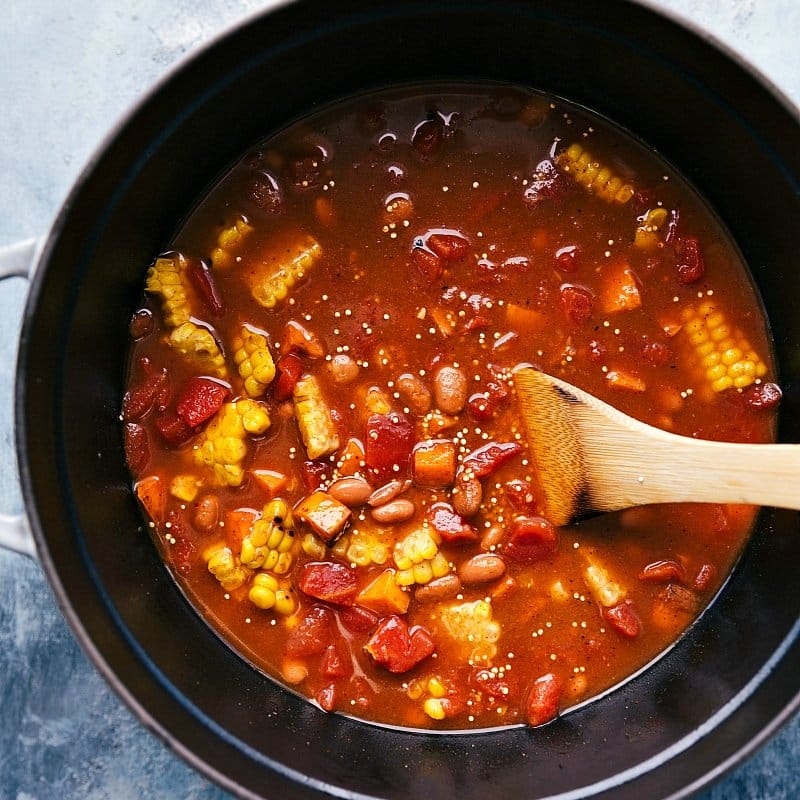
[
  {"xmin": 241, "ymin": 498, "xmax": 296, "ymax": 571},
  {"xmin": 167, "ymin": 321, "xmax": 228, "ymax": 378},
  {"xmin": 247, "ymin": 235, "xmax": 322, "ymax": 308},
  {"xmin": 145, "ymin": 253, "xmax": 193, "ymax": 327},
  {"xmin": 233, "ymin": 325, "xmax": 276, "ymax": 398},
  {"xmin": 556, "ymin": 143, "xmax": 634, "ymax": 204},
  {"xmin": 274, "ymin": 589, "xmax": 296, "ymax": 616},
  {"xmin": 249, "ymin": 573, "xmax": 278, "ymax": 609},
  {"xmin": 170, "ymin": 474, "xmax": 200, "ymax": 503},
  {"xmin": 427, "ymin": 677, "xmax": 446, "ymax": 699},
  {"xmin": 193, "ymin": 400, "xmax": 271, "ymax": 487},
  {"xmin": 423, "ymin": 698, "xmax": 447, "ymax": 720},
  {"xmin": 438, "ymin": 600, "xmax": 501, "ymax": 663},
  {"xmin": 206, "ymin": 545, "xmax": 250, "ymax": 591},
  {"xmin": 301, "ymin": 532, "xmax": 327, "ymax": 559},
  {"xmin": 634, "ymin": 207, "xmax": 669, "ymax": 250},
  {"xmin": 293, "ymin": 373, "xmax": 340, "ymax": 459},
  {"xmin": 211, "ymin": 215, "xmax": 253, "ymax": 269},
  {"xmin": 680, "ymin": 303, "xmax": 768, "ymax": 393}
]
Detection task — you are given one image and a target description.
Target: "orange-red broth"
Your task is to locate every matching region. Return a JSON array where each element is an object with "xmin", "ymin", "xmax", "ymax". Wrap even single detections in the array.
[{"xmin": 123, "ymin": 86, "xmax": 780, "ymax": 730}]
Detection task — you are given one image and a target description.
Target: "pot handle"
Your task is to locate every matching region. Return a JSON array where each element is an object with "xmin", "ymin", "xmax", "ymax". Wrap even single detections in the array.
[{"xmin": 0, "ymin": 237, "xmax": 38, "ymax": 559}]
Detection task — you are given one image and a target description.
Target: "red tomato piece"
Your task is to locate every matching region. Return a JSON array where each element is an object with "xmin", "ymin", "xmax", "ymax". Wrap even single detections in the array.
[
  {"xmin": 467, "ymin": 392, "xmax": 497, "ymax": 422},
  {"xmin": 364, "ymin": 412, "xmax": 415, "ymax": 482},
  {"xmin": 321, "ymin": 644, "xmax": 350, "ymax": 679},
  {"xmin": 412, "ymin": 117, "xmax": 445, "ymax": 158},
  {"xmin": 155, "ymin": 410, "xmax": 195, "ymax": 447},
  {"xmin": 364, "ymin": 615, "xmax": 435, "ymax": 673},
  {"xmin": 122, "ymin": 367, "xmax": 169, "ymax": 421},
  {"xmin": 523, "ymin": 159, "xmax": 570, "ymax": 207},
  {"xmin": 301, "ymin": 460, "xmax": 332, "ymax": 492},
  {"xmin": 504, "ymin": 515, "xmax": 558, "ymax": 563},
  {"xmin": 605, "ymin": 601, "xmax": 641, "ymax": 639},
  {"xmin": 504, "ymin": 479, "xmax": 538, "ymax": 514},
  {"xmin": 675, "ymin": 237, "xmax": 705, "ymax": 285},
  {"xmin": 123, "ymin": 422, "xmax": 150, "ymax": 473},
  {"xmin": 640, "ymin": 339, "xmax": 672, "ymax": 368},
  {"xmin": 175, "ymin": 377, "xmax": 230, "ymax": 428},
  {"xmin": 559, "ymin": 283, "xmax": 594, "ymax": 325},
  {"xmin": 298, "ymin": 562, "xmax": 358, "ymax": 606},
  {"xmin": 317, "ymin": 683, "xmax": 337, "ymax": 713},
  {"xmin": 525, "ymin": 673, "xmax": 562, "ymax": 727},
  {"xmin": 638, "ymin": 559, "xmax": 686, "ymax": 584},
  {"xmin": 461, "ymin": 441, "xmax": 522, "ymax": 479},
  {"xmin": 166, "ymin": 509, "xmax": 195, "ymax": 575},
  {"xmin": 285, "ymin": 606, "xmax": 334, "ymax": 657},
  {"xmin": 555, "ymin": 244, "xmax": 580, "ymax": 272},
  {"xmin": 272, "ymin": 353, "xmax": 304, "ymax": 402},
  {"xmin": 470, "ymin": 668, "xmax": 517, "ymax": 701},
  {"xmin": 694, "ymin": 563, "xmax": 716, "ymax": 591},
  {"xmin": 339, "ymin": 605, "xmax": 379, "ymax": 634},
  {"xmin": 411, "ymin": 246, "xmax": 443, "ymax": 283},
  {"xmin": 185, "ymin": 258, "xmax": 225, "ymax": 316},
  {"xmin": 427, "ymin": 232, "xmax": 470, "ymax": 262},
  {"xmin": 426, "ymin": 502, "xmax": 479, "ymax": 544}
]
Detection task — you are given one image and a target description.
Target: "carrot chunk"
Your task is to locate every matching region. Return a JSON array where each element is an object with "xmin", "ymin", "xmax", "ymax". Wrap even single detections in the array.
[
  {"xmin": 135, "ymin": 475, "xmax": 166, "ymax": 525},
  {"xmin": 412, "ymin": 439, "xmax": 457, "ymax": 487}
]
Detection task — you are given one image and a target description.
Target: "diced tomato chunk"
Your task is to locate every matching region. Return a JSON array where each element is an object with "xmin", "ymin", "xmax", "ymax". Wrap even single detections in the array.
[
  {"xmin": 559, "ymin": 283, "xmax": 593, "ymax": 325},
  {"xmin": 426, "ymin": 502, "xmax": 479, "ymax": 544},
  {"xmin": 694, "ymin": 563, "xmax": 716, "ymax": 591},
  {"xmin": 675, "ymin": 237, "xmax": 705, "ymax": 285},
  {"xmin": 339, "ymin": 604, "xmax": 380, "ymax": 634},
  {"xmin": 272, "ymin": 353, "xmax": 303, "ymax": 402},
  {"xmin": 175, "ymin": 377, "xmax": 230, "ymax": 428},
  {"xmin": 321, "ymin": 644, "xmax": 350, "ymax": 679},
  {"xmin": 504, "ymin": 515, "xmax": 558, "ymax": 562},
  {"xmin": 298, "ymin": 561, "xmax": 358, "ymax": 605},
  {"xmin": 412, "ymin": 117, "xmax": 445, "ymax": 158},
  {"xmin": 504, "ymin": 479, "xmax": 538, "ymax": 514},
  {"xmin": 155, "ymin": 410, "xmax": 195, "ymax": 447},
  {"xmin": 364, "ymin": 412, "xmax": 415, "ymax": 482},
  {"xmin": 186, "ymin": 258, "xmax": 225, "ymax": 316},
  {"xmin": 124, "ymin": 422, "xmax": 150, "ymax": 473},
  {"xmin": 525, "ymin": 673, "xmax": 562, "ymax": 727},
  {"xmin": 285, "ymin": 606, "xmax": 333, "ymax": 657},
  {"xmin": 364, "ymin": 615, "xmax": 435, "ymax": 673},
  {"xmin": 317, "ymin": 683, "xmax": 337, "ymax": 712},
  {"xmin": 461, "ymin": 441, "xmax": 522, "ymax": 478},
  {"xmin": 410, "ymin": 246, "xmax": 442, "ymax": 283},
  {"xmin": 638, "ymin": 559, "xmax": 686, "ymax": 584},
  {"xmin": 470, "ymin": 668, "xmax": 518, "ymax": 702},
  {"xmin": 122, "ymin": 367, "xmax": 169, "ymax": 421},
  {"xmin": 605, "ymin": 601, "xmax": 641, "ymax": 638},
  {"xmin": 427, "ymin": 232, "xmax": 470, "ymax": 262},
  {"xmin": 555, "ymin": 244, "xmax": 580, "ymax": 272},
  {"xmin": 301, "ymin": 460, "xmax": 332, "ymax": 492}
]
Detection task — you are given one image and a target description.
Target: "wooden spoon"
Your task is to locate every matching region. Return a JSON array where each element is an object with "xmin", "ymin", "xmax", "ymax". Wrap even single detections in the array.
[{"xmin": 513, "ymin": 366, "xmax": 800, "ymax": 527}]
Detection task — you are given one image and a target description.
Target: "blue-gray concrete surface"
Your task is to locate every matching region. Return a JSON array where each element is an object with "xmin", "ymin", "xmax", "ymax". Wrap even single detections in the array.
[{"xmin": 0, "ymin": 1, "xmax": 798, "ymax": 798}]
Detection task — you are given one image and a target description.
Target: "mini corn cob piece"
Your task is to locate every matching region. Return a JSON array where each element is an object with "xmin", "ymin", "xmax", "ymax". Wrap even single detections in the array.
[
  {"xmin": 248, "ymin": 572, "xmax": 296, "ymax": 614},
  {"xmin": 634, "ymin": 207, "xmax": 669, "ymax": 250},
  {"xmin": 247, "ymin": 235, "xmax": 322, "ymax": 309},
  {"xmin": 168, "ymin": 321, "xmax": 228, "ymax": 378},
  {"xmin": 205, "ymin": 543, "xmax": 251, "ymax": 591},
  {"xmin": 211, "ymin": 214, "xmax": 253, "ymax": 269},
  {"xmin": 332, "ymin": 527, "xmax": 391, "ymax": 567},
  {"xmin": 680, "ymin": 301, "xmax": 768, "ymax": 393},
  {"xmin": 584, "ymin": 555, "xmax": 625, "ymax": 608},
  {"xmin": 240, "ymin": 499, "xmax": 296, "ymax": 573},
  {"xmin": 293, "ymin": 373, "xmax": 340, "ymax": 459},
  {"xmin": 393, "ymin": 528, "xmax": 450, "ymax": 587},
  {"xmin": 233, "ymin": 324, "xmax": 276, "ymax": 398},
  {"xmin": 556, "ymin": 143, "xmax": 635, "ymax": 204},
  {"xmin": 193, "ymin": 399, "xmax": 271, "ymax": 487},
  {"xmin": 145, "ymin": 253, "xmax": 193, "ymax": 327},
  {"xmin": 437, "ymin": 599, "xmax": 501, "ymax": 664}
]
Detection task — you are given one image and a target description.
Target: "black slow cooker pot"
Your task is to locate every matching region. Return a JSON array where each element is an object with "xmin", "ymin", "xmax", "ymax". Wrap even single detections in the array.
[{"xmin": 13, "ymin": 1, "xmax": 800, "ymax": 798}]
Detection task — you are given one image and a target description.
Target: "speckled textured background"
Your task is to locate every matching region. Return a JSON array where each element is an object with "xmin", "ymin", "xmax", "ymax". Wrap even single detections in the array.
[{"xmin": 0, "ymin": 1, "xmax": 798, "ymax": 798}]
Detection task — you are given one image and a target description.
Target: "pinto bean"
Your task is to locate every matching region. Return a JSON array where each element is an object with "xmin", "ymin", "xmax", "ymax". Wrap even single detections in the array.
[
  {"xmin": 458, "ymin": 553, "xmax": 506, "ymax": 585},
  {"xmin": 328, "ymin": 354, "xmax": 360, "ymax": 384},
  {"xmin": 367, "ymin": 479, "xmax": 410, "ymax": 507},
  {"xmin": 396, "ymin": 373, "xmax": 432, "ymax": 415},
  {"xmin": 415, "ymin": 574, "xmax": 462, "ymax": 604},
  {"xmin": 193, "ymin": 495, "xmax": 219, "ymax": 532},
  {"xmin": 452, "ymin": 475, "xmax": 482, "ymax": 517},
  {"xmin": 434, "ymin": 366, "xmax": 468, "ymax": 414},
  {"xmin": 329, "ymin": 477, "xmax": 372, "ymax": 507},
  {"xmin": 481, "ymin": 523, "xmax": 506, "ymax": 551},
  {"xmin": 371, "ymin": 498, "xmax": 415, "ymax": 524}
]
